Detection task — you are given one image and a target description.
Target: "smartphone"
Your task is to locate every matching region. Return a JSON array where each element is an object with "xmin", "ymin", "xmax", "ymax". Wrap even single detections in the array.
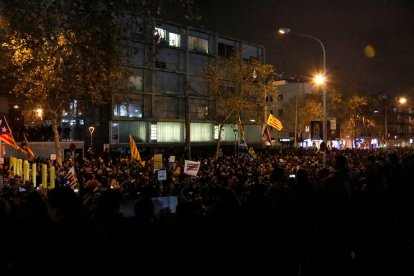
[{"xmin": 289, "ymin": 174, "xmax": 295, "ymax": 178}]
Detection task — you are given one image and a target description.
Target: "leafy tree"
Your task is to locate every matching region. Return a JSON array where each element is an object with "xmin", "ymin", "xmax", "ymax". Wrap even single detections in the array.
[
  {"xmin": 0, "ymin": 0, "xmax": 129, "ymax": 166},
  {"xmin": 333, "ymin": 93, "xmax": 368, "ymax": 147},
  {"xmin": 296, "ymin": 92, "xmax": 323, "ymax": 138},
  {"xmin": 0, "ymin": 0, "xmax": 195, "ymax": 166},
  {"xmin": 205, "ymin": 51, "xmax": 276, "ymax": 158}
]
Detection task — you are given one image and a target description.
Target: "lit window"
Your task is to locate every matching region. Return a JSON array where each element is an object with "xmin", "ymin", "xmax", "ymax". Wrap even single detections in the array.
[
  {"xmin": 169, "ymin": 32, "xmax": 180, "ymax": 47},
  {"xmin": 128, "ymin": 104, "xmax": 142, "ymax": 118},
  {"xmin": 214, "ymin": 125, "xmax": 220, "ymax": 139},
  {"xmin": 113, "ymin": 103, "xmax": 133, "ymax": 117},
  {"xmin": 128, "ymin": 75, "xmax": 143, "ymax": 91},
  {"xmin": 154, "ymin": 27, "xmax": 166, "ymax": 43},
  {"xmin": 151, "ymin": 123, "xmax": 157, "ymax": 141},
  {"xmin": 189, "ymin": 36, "xmax": 208, "ymax": 53}
]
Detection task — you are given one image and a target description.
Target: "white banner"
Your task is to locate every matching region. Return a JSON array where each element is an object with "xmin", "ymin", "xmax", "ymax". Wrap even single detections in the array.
[{"xmin": 184, "ymin": 160, "xmax": 201, "ymax": 176}]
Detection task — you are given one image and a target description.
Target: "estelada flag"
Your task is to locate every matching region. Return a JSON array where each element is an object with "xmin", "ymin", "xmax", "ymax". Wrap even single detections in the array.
[
  {"xmin": 129, "ymin": 134, "xmax": 142, "ymax": 162},
  {"xmin": 0, "ymin": 116, "xmax": 20, "ymax": 149},
  {"xmin": 262, "ymin": 125, "xmax": 272, "ymax": 144},
  {"xmin": 266, "ymin": 114, "xmax": 284, "ymax": 131},
  {"xmin": 21, "ymin": 133, "xmax": 35, "ymax": 160}
]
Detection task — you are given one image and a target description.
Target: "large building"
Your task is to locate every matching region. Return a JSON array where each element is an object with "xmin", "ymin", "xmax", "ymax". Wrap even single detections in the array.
[
  {"xmin": 267, "ymin": 78, "xmax": 316, "ymax": 147},
  {"xmin": 101, "ymin": 19, "xmax": 266, "ymax": 154},
  {"xmin": 1, "ymin": 18, "xmax": 267, "ymax": 158}
]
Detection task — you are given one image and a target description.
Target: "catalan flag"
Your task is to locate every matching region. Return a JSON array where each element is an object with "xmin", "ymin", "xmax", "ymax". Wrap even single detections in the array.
[
  {"xmin": 266, "ymin": 114, "xmax": 284, "ymax": 131},
  {"xmin": 65, "ymin": 167, "xmax": 78, "ymax": 189},
  {"xmin": 21, "ymin": 134, "xmax": 35, "ymax": 160},
  {"xmin": 129, "ymin": 134, "xmax": 141, "ymax": 162},
  {"xmin": 262, "ymin": 125, "xmax": 272, "ymax": 144},
  {"xmin": 0, "ymin": 116, "xmax": 20, "ymax": 149}
]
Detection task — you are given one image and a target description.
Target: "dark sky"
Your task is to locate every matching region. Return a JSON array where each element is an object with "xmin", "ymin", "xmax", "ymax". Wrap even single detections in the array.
[{"xmin": 169, "ymin": 0, "xmax": 414, "ymax": 97}]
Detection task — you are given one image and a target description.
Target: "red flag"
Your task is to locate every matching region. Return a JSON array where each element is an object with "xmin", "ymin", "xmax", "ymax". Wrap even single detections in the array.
[{"xmin": 0, "ymin": 116, "xmax": 20, "ymax": 149}]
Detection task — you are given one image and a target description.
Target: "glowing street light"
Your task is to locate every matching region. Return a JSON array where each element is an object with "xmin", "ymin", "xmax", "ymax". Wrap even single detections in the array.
[
  {"xmin": 278, "ymin": 27, "xmax": 328, "ymax": 168},
  {"xmin": 313, "ymin": 74, "xmax": 326, "ymax": 85},
  {"xmin": 399, "ymin": 97, "xmax": 407, "ymax": 105}
]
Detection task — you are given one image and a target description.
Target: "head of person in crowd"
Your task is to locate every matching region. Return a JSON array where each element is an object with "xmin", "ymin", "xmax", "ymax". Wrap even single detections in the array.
[
  {"xmin": 134, "ymin": 196, "xmax": 154, "ymax": 223},
  {"xmin": 270, "ymin": 165, "xmax": 285, "ymax": 185},
  {"xmin": 334, "ymin": 155, "xmax": 348, "ymax": 174},
  {"xmin": 47, "ymin": 186, "xmax": 80, "ymax": 224},
  {"xmin": 0, "ymin": 197, "xmax": 11, "ymax": 220},
  {"xmin": 84, "ymin": 177, "xmax": 99, "ymax": 192}
]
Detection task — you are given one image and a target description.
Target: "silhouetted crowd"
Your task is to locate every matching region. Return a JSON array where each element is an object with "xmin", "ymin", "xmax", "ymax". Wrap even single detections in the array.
[{"xmin": 1, "ymin": 147, "xmax": 414, "ymax": 275}]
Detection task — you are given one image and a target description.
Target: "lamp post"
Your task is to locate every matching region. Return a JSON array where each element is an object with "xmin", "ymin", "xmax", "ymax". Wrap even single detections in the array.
[
  {"xmin": 88, "ymin": 126, "xmax": 95, "ymax": 152},
  {"xmin": 233, "ymin": 128, "xmax": 238, "ymax": 156},
  {"xmin": 279, "ymin": 28, "xmax": 327, "ymax": 168},
  {"xmin": 383, "ymin": 96, "xmax": 408, "ymax": 147},
  {"xmin": 397, "ymin": 97, "xmax": 407, "ymax": 147}
]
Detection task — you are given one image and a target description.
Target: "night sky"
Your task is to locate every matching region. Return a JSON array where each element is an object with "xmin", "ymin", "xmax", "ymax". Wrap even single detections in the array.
[{"xmin": 169, "ymin": 0, "xmax": 414, "ymax": 97}]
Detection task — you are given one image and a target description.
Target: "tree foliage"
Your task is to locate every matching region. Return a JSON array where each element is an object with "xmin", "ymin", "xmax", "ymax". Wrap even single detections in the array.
[
  {"xmin": 296, "ymin": 92, "xmax": 323, "ymax": 133},
  {"xmin": 205, "ymin": 51, "xmax": 276, "ymax": 125},
  {"xmin": 333, "ymin": 93, "xmax": 369, "ymax": 143},
  {"xmin": 205, "ymin": 51, "xmax": 276, "ymax": 158},
  {"xmin": 1, "ymin": 0, "xmax": 130, "ymax": 165},
  {"xmin": 0, "ymin": 0, "xmax": 194, "ymax": 165}
]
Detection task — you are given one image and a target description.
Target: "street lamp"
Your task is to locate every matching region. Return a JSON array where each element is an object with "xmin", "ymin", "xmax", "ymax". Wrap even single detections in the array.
[
  {"xmin": 397, "ymin": 97, "xmax": 408, "ymax": 146},
  {"xmin": 383, "ymin": 96, "xmax": 408, "ymax": 147},
  {"xmin": 278, "ymin": 27, "xmax": 327, "ymax": 168},
  {"xmin": 233, "ymin": 128, "xmax": 238, "ymax": 156},
  {"xmin": 88, "ymin": 126, "xmax": 95, "ymax": 152}
]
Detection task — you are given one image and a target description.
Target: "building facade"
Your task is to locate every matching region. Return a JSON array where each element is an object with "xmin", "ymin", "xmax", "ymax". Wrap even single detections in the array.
[
  {"xmin": 104, "ymin": 19, "xmax": 266, "ymax": 153},
  {"xmin": 267, "ymin": 79, "xmax": 315, "ymax": 147}
]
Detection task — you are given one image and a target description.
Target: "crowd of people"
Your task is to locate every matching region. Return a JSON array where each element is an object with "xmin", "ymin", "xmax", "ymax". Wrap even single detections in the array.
[{"xmin": 1, "ymin": 147, "xmax": 414, "ymax": 275}]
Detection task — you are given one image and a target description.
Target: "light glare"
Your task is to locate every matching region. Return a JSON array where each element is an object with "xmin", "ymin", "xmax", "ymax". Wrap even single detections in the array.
[{"xmin": 313, "ymin": 74, "xmax": 326, "ymax": 85}]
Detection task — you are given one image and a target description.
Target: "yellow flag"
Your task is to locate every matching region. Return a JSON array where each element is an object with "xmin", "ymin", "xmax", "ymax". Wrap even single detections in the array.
[
  {"xmin": 129, "ymin": 134, "xmax": 141, "ymax": 161},
  {"xmin": 266, "ymin": 114, "xmax": 284, "ymax": 131}
]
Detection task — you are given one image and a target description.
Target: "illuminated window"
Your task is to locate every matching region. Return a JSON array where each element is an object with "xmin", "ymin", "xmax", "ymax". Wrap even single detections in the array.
[
  {"xmin": 191, "ymin": 123, "xmax": 212, "ymax": 142},
  {"xmin": 128, "ymin": 104, "xmax": 142, "ymax": 118},
  {"xmin": 214, "ymin": 125, "xmax": 224, "ymax": 140},
  {"xmin": 157, "ymin": 122, "xmax": 183, "ymax": 142},
  {"xmin": 154, "ymin": 27, "xmax": 166, "ymax": 43},
  {"xmin": 113, "ymin": 103, "xmax": 142, "ymax": 117},
  {"xmin": 189, "ymin": 36, "xmax": 208, "ymax": 53},
  {"xmin": 151, "ymin": 123, "xmax": 157, "ymax": 141},
  {"xmin": 154, "ymin": 28, "xmax": 180, "ymax": 47},
  {"xmin": 169, "ymin": 32, "xmax": 180, "ymax": 47},
  {"xmin": 128, "ymin": 74, "xmax": 143, "ymax": 91}
]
